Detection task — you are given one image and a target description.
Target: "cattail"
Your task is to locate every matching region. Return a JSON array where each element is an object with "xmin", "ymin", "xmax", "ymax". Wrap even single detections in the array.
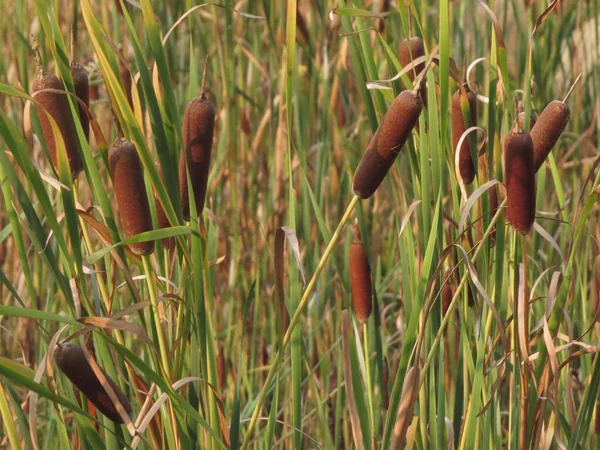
[
  {"xmin": 108, "ymin": 139, "xmax": 154, "ymax": 255},
  {"xmin": 530, "ymin": 100, "xmax": 570, "ymax": 172},
  {"xmin": 398, "ymin": 37, "xmax": 427, "ymax": 105},
  {"xmin": 349, "ymin": 225, "xmax": 372, "ymax": 323},
  {"xmin": 153, "ymin": 163, "xmax": 174, "ymax": 249},
  {"xmin": 452, "ymin": 85, "xmax": 477, "ymax": 184},
  {"xmin": 504, "ymin": 125, "xmax": 536, "ymax": 234},
  {"xmin": 119, "ymin": 57, "xmax": 134, "ymax": 109},
  {"xmin": 180, "ymin": 93, "xmax": 216, "ymax": 220},
  {"xmin": 441, "ymin": 279, "xmax": 453, "ymax": 316},
  {"xmin": 55, "ymin": 343, "xmax": 132, "ymax": 424},
  {"xmin": 216, "ymin": 344, "xmax": 226, "ymax": 389},
  {"xmin": 517, "ymin": 111, "xmax": 537, "ymax": 130},
  {"xmin": 33, "ymin": 70, "xmax": 83, "ymax": 178},
  {"xmin": 70, "ymin": 61, "xmax": 90, "ymax": 142},
  {"xmin": 352, "ymin": 90, "xmax": 423, "ymax": 198}
]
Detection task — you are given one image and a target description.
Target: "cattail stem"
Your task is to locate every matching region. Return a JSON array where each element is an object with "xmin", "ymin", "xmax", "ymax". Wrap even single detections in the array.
[
  {"xmin": 363, "ymin": 323, "xmax": 376, "ymax": 444},
  {"xmin": 420, "ymin": 198, "xmax": 507, "ymax": 381},
  {"xmin": 240, "ymin": 195, "xmax": 360, "ymax": 450},
  {"xmin": 142, "ymin": 255, "xmax": 171, "ymax": 382},
  {"xmin": 519, "ymin": 233, "xmax": 530, "ymax": 449},
  {"xmin": 563, "ymin": 71, "xmax": 583, "ymax": 103}
]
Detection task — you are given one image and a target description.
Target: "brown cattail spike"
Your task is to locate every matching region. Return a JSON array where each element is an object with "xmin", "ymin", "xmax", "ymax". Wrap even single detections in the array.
[
  {"xmin": 71, "ymin": 61, "xmax": 90, "ymax": 142},
  {"xmin": 119, "ymin": 57, "xmax": 134, "ymax": 109},
  {"xmin": 352, "ymin": 90, "xmax": 422, "ymax": 198},
  {"xmin": 452, "ymin": 85, "xmax": 477, "ymax": 185},
  {"xmin": 398, "ymin": 37, "xmax": 427, "ymax": 105},
  {"xmin": 349, "ymin": 224, "xmax": 373, "ymax": 323},
  {"xmin": 441, "ymin": 277, "xmax": 453, "ymax": 317},
  {"xmin": 180, "ymin": 93, "xmax": 216, "ymax": 220},
  {"xmin": 530, "ymin": 100, "xmax": 570, "ymax": 173},
  {"xmin": 33, "ymin": 71, "xmax": 83, "ymax": 179},
  {"xmin": 55, "ymin": 343, "xmax": 132, "ymax": 424},
  {"xmin": 108, "ymin": 139, "xmax": 154, "ymax": 255},
  {"xmin": 517, "ymin": 111, "xmax": 537, "ymax": 130},
  {"xmin": 504, "ymin": 126, "xmax": 536, "ymax": 235}
]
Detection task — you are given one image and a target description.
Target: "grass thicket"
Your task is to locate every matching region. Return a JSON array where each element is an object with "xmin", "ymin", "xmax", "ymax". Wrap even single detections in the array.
[{"xmin": 0, "ymin": 0, "xmax": 599, "ymax": 449}]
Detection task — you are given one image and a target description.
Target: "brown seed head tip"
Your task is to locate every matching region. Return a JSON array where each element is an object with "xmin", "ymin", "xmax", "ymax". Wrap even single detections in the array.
[
  {"xmin": 109, "ymin": 139, "xmax": 155, "ymax": 256},
  {"xmin": 180, "ymin": 95, "xmax": 216, "ymax": 218},
  {"xmin": 504, "ymin": 129, "xmax": 535, "ymax": 235},
  {"xmin": 71, "ymin": 62, "xmax": 90, "ymax": 141},
  {"xmin": 55, "ymin": 343, "xmax": 132, "ymax": 423},
  {"xmin": 452, "ymin": 86, "xmax": 477, "ymax": 185},
  {"xmin": 349, "ymin": 236, "xmax": 373, "ymax": 324},
  {"xmin": 530, "ymin": 100, "xmax": 570, "ymax": 173},
  {"xmin": 398, "ymin": 37, "xmax": 425, "ymax": 82},
  {"xmin": 352, "ymin": 90, "xmax": 422, "ymax": 198},
  {"xmin": 33, "ymin": 72, "xmax": 83, "ymax": 179}
]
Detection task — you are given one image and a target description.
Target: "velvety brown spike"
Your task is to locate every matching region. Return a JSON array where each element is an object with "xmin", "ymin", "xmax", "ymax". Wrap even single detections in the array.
[
  {"xmin": 108, "ymin": 139, "xmax": 154, "ymax": 255},
  {"xmin": 349, "ymin": 226, "xmax": 372, "ymax": 323},
  {"xmin": 71, "ymin": 61, "xmax": 90, "ymax": 142},
  {"xmin": 398, "ymin": 37, "xmax": 427, "ymax": 105},
  {"xmin": 452, "ymin": 86, "xmax": 477, "ymax": 184},
  {"xmin": 119, "ymin": 58, "xmax": 134, "ymax": 108},
  {"xmin": 530, "ymin": 100, "xmax": 570, "ymax": 172},
  {"xmin": 517, "ymin": 111, "xmax": 537, "ymax": 130},
  {"xmin": 33, "ymin": 71, "xmax": 83, "ymax": 178},
  {"xmin": 504, "ymin": 127, "xmax": 536, "ymax": 235},
  {"xmin": 55, "ymin": 343, "xmax": 132, "ymax": 424},
  {"xmin": 180, "ymin": 93, "xmax": 216, "ymax": 220},
  {"xmin": 441, "ymin": 280, "xmax": 453, "ymax": 317},
  {"xmin": 352, "ymin": 90, "xmax": 423, "ymax": 198}
]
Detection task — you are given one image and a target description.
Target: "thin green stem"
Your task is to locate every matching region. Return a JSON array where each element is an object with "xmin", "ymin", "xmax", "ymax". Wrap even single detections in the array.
[{"xmin": 240, "ymin": 194, "xmax": 360, "ymax": 450}]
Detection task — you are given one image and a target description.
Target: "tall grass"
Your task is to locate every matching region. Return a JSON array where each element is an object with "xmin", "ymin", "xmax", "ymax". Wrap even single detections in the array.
[{"xmin": 0, "ymin": 0, "xmax": 599, "ymax": 449}]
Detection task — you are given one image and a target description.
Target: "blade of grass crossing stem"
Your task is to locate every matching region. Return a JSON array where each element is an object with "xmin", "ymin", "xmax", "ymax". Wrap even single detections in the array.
[
  {"xmin": 351, "ymin": 0, "xmax": 386, "ymax": 119},
  {"xmin": 338, "ymin": 0, "xmax": 378, "ymax": 133},
  {"xmin": 570, "ymin": 347, "xmax": 600, "ymax": 448},
  {"xmin": 0, "ymin": 381, "xmax": 21, "ymax": 450},
  {"xmin": 230, "ymin": 282, "xmax": 256, "ymax": 450},
  {"xmin": 0, "ymin": 161, "xmax": 69, "ymax": 305},
  {"xmin": 80, "ymin": 0, "xmax": 179, "ymax": 225},
  {"xmin": 382, "ymin": 195, "xmax": 442, "ymax": 450},
  {"xmin": 5, "ymin": 385, "xmax": 34, "ymax": 450},
  {"xmin": 285, "ymin": 2, "xmax": 303, "ymax": 448},
  {"xmin": 439, "ymin": 0, "xmax": 450, "ymax": 155},
  {"xmin": 264, "ymin": 374, "xmax": 280, "ymax": 450}
]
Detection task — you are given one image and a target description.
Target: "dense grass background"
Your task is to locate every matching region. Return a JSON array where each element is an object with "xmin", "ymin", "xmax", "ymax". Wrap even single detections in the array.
[{"xmin": 0, "ymin": 0, "xmax": 599, "ymax": 448}]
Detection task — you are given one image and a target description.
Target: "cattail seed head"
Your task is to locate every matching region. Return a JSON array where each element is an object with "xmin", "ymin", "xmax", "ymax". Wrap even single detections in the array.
[
  {"xmin": 70, "ymin": 61, "xmax": 90, "ymax": 141},
  {"xmin": 452, "ymin": 86, "xmax": 477, "ymax": 185},
  {"xmin": 119, "ymin": 58, "xmax": 134, "ymax": 109},
  {"xmin": 33, "ymin": 71, "xmax": 83, "ymax": 179},
  {"xmin": 108, "ymin": 139, "xmax": 154, "ymax": 255},
  {"xmin": 349, "ymin": 225, "xmax": 372, "ymax": 323},
  {"xmin": 352, "ymin": 90, "xmax": 422, "ymax": 199},
  {"xmin": 530, "ymin": 100, "xmax": 570, "ymax": 172},
  {"xmin": 441, "ymin": 278, "xmax": 453, "ymax": 317},
  {"xmin": 517, "ymin": 111, "xmax": 537, "ymax": 130},
  {"xmin": 398, "ymin": 37, "xmax": 427, "ymax": 105},
  {"xmin": 180, "ymin": 93, "xmax": 216, "ymax": 220},
  {"xmin": 55, "ymin": 343, "xmax": 132, "ymax": 424},
  {"xmin": 504, "ymin": 127, "xmax": 536, "ymax": 235}
]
